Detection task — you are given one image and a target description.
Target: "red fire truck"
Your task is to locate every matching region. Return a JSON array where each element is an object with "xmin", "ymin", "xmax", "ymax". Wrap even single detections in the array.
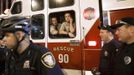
[{"xmin": 0, "ymin": 0, "xmax": 134, "ymax": 75}]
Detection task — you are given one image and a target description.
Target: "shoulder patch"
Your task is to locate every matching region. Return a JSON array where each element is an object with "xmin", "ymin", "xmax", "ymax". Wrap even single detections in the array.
[{"xmin": 41, "ymin": 52, "xmax": 56, "ymax": 68}]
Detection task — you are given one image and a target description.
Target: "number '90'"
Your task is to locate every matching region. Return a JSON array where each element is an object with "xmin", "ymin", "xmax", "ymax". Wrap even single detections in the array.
[{"xmin": 58, "ymin": 54, "xmax": 69, "ymax": 63}]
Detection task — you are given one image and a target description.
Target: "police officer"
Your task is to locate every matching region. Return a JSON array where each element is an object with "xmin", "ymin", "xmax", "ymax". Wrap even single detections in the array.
[
  {"xmin": 0, "ymin": 39, "xmax": 5, "ymax": 75},
  {"xmin": 110, "ymin": 17, "xmax": 134, "ymax": 75},
  {"xmin": 98, "ymin": 25, "xmax": 120, "ymax": 75},
  {"xmin": 0, "ymin": 29, "xmax": 5, "ymax": 75},
  {"xmin": 0, "ymin": 16, "xmax": 64, "ymax": 75}
]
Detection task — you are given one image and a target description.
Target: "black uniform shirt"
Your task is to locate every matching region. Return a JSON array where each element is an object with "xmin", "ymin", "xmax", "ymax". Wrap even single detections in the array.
[
  {"xmin": 0, "ymin": 47, "xmax": 5, "ymax": 74},
  {"xmin": 99, "ymin": 39, "xmax": 120, "ymax": 75},
  {"xmin": 114, "ymin": 43, "xmax": 134, "ymax": 75},
  {"xmin": 7, "ymin": 42, "xmax": 63, "ymax": 75}
]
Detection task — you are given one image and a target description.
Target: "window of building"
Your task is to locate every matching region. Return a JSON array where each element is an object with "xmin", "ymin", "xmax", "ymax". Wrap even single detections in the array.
[
  {"xmin": 31, "ymin": 0, "xmax": 44, "ymax": 11},
  {"xmin": 11, "ymin": 1, "xmax": 22, "ymax": 14},
  {"xmin": 49, "ymin": 10, "xmax": 76, "ymax": 39},
  {"xmin": 31, "ymin": 14, "xmax": 45, "ymax": 39},
  {"xmin": 49, "ymin": 0, "xmax": 74, "ymax": 8}
]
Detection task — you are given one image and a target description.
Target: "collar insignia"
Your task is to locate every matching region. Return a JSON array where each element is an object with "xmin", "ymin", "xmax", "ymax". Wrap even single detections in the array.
[
  {"xmin": 124, "ymin": 56, "xmax": 131, "ymax": 65},
  {"xmin": 104, "ymin": 51, "xmax": 108, "ymax": 56}
]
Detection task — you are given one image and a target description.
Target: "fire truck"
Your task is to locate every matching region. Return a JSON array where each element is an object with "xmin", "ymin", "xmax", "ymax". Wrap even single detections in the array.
[{"xmin": 0, "ymin": 0, "xmax": 134, "ymax": 75}]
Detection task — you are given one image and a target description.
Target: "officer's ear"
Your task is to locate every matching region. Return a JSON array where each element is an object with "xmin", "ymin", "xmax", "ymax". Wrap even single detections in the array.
[
  {"xmin": 15, "ymin": 31, "xmax": 25, "ymax": 41},
  {"xmin": 128, "ymin": 26, "xmax": 134, "ymax": 36},
  {"xmin": 107, "ymin": 31, "xmax": 113, "ymax": 38}
]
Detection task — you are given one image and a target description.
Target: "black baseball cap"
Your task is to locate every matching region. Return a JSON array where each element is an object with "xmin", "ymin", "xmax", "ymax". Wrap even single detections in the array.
[
  {"xmin": 110, "ymin": 17, "xmax": 134, "ymax": 29},
  {"xmin": 98, "ymin": 25, "xmax": 111, "ymax": 31}
]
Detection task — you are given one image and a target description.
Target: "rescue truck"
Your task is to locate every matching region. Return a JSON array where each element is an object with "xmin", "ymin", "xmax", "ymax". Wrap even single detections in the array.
[{"xmin": 0, "ymin": 0, "xmax": 134, "ymax": 75}]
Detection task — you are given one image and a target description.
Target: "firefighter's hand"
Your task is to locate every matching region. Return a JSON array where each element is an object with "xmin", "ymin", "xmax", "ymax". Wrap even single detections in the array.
[
  {"xmin": 68, "ymin": 32, "xmax": 75, "ymax": 38},
  {"xmin": 91, "ymin": 67, "xmax": 101, "ymax": 75}
]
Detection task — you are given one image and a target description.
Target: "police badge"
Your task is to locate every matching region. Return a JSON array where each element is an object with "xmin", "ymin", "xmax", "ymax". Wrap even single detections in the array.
[
  {"xmin": 23, "ymin": 60, "xmax": 30, "ymax": 68},
  {"xmin": 41, "ymin": 52, "xmax": 56, "ymax": 68},
  {"xmin": 124, "ymin": 56, "xmax": 131, "ymax": 65}
]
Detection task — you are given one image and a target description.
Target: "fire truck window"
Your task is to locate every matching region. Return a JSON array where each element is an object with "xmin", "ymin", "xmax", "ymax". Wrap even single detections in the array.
[
  {"xmin": 49, "ymin": 0, "xmax": 74, "ymax": 8},
  {"xmin": 49, "ymin": 10, "xmax": 76, "ymax": 39},
  {"xmin": 31, "ymin": 0, "xmax": 44, "ymax": 11},
  {"xmin": 11, "ymin": 1, "xmax": 22, "ymax": 14},
  {"xmin": 31, "ymin": 14, "xmax": 45, "ymax": 39}
]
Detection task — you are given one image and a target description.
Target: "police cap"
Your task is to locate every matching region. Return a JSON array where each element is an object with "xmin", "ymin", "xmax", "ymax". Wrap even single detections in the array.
[
  {"xmin": 110, "ymin": 17, "xmax": 134, "ymax": 29},
  {"xmin": 98, "ymin": 25, "xmax": 112, "ymax": 31}
]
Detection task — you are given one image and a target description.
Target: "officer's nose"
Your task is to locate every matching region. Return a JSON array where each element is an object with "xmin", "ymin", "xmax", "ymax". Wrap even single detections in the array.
[
  {"xmin": 0, "ymin": 40, "xmax": 6, "ymax": 48},
  {"xmin": 2, "ymin": 37, "xmax": 7, "ymax": 45},
  {"xmin": 115, "ymin": 30, "xmax": 119, "ymax": 36}
]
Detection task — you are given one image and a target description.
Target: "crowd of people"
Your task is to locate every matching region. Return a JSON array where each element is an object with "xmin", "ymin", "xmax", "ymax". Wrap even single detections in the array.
[
  {"xmin": 0, "ymin": 13, "xmax": 134, "ymax": 75},
  {"xmin": 0, "ymin": 17, "xmax": 64, "ymax": 75},
  {"xmin": 98, "ymin": 17, "xmax": 134, "ymax": 75}
]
